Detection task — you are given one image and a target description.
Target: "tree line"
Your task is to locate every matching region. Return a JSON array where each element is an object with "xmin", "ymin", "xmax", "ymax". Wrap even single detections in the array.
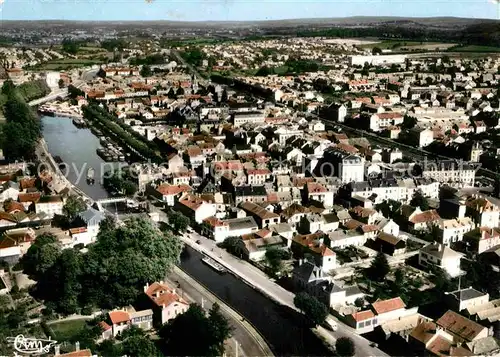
[
  {"xmin": 22, "ymin": 217, "xmax": 183, "ymax": 314},
  {"xmin": 82, "ymin": 103, "xmax": 164, "ymax": 163},
  {"xmin": 0, "ymin": 80, "xmax": 43, "ymax": 160}
]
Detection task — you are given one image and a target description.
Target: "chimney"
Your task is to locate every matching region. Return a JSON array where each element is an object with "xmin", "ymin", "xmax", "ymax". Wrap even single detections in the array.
[
  {"xmin": 144, "ymin": 283, "xmax": 149, "ymax": 292},
  {"xmin": 54, "ymin": 346, "xmax": 60, "ymax": 356},
  {"xmin": 75, "ymin": 342, "xmax": 80, "ymax": 352}
]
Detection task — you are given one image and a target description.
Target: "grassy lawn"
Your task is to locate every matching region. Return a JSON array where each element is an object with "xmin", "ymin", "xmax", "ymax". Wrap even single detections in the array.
[{"xmin": 49, "ymin": 319, "xmax": 87, "ymax": 341}]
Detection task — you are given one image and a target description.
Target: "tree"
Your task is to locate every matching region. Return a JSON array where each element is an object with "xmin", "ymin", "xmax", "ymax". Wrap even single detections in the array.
[
  {"xmin": 167, "ymin": 87, "xmax": 176, "ymax": 99},
  {"xmin": 402, "ymin": 115, "xmax": 418, "ymax": 129},
  {"xmin": 160, "ymin": 303, "xmax": 231, "ymax": 356},
  {"xmin": 31, "ymin": 218, "xmax": 183, "ymax": 313},
  {"xmin": 63, "ymin": 195, "xmax": 87, "ymax": 221},
  {"xmin": 220, "ymin": 89, "xmax": 228, "ymax": 102},
  {"xmin": 35, "ymin": 248, "xmax": 83, "ymax": 314},
  {"xmin": 208, "ymin": 303, "xmax": 232, "ymax": 356},
  {"xmin": 354, "ymin": 297, "xmax": 365, "ymax": 308},
  {"xmin": 62, "ymin": 39, "xmax": 80, "ymax": 55},
  {"xmin": 140, "ymin": 65, "xmax": 152, "ymax": 78},
  {"xmin": 169, "ymin": 211, "xmax": 190, "ymax": 233},
  {"xmin": 121, "ymin": 327, "xmax": 160, "ymax": 357},
  {"xmin": 222, "ymin": 236, "xmax": 247, "ymax": 258},
  {"xmin": 255, "ymin": 66, "xmax": 273, "ymax": 77},
  {"xmin": 265, "ymin": 247, "xmax": 289, "ymax": 277},
  {"xmin": 336, "ymin": 337, "xmax": 356, "ymax": 357},
  {"xmin": 21, "ymin": 234, "xmax": 61, "ymax": 280},
  {"xmin": 367, "ymin": 251, "xmax": 390, "ymax": 282},
  {"xmin": 410, "ymin": 190, "xmax": 430, "ymax": 211},
  {"xmin": 176, "ymin": 87, "xmax": 185, "ymax": 96},
  {"xmin": 293, "ymin": 292, "xmax": 328, "ymax": 326}
]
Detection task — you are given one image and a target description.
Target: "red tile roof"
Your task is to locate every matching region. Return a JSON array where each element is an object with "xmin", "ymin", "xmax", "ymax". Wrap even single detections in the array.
[
  {"xmin": 109, "ymin": 310, "xmax": 130, "ymax": 325},
  {"xmin": 59, "ymin": 349, "xmax": 93, "ymax": 357},
  {"xmin": 203, "ymin": 216, "xmax": 227, "ymax": 228},
  {"xmin": 436, "ymin": 310, "xmax": 486, "ymax": 342},
  {"xmin": 351, "ymin": 310, "xmax": 375, "ymax": 322},
  {"xmin": 18, "ymin": 192, "xmax": 41, "ymax": 203},
  {"xmin": 410, "ymin": 210, "xmax": 441, "ymax": 224},
  {"xmin": 371, "ymin": 297, "xmax": 406, "ymax": 315},
  {"xmin": 145, "ymin": 281, "xmax": 189, "ymax": 308},
  {"xmin": 156, "ymin": 184, "xmax": 192, "ymax": 196}
]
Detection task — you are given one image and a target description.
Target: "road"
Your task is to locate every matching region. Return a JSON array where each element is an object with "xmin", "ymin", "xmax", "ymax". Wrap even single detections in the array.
[
  {"xmin": 167, "ymin": 267, "xmax": 273, "ymax": 357},
  {"xmin": 28, "ymin": 67, "xmax": 95, "ymax": 107},
  {"xmin": 29, "ymin": 88, "xmax": 68, "ymax": 106},
  {"xmin": 170, "ymin": 49, "xmax": 209, "ymax": 86},
  {"xmin": 179, "ymin": 230, "xmax": 388, "ymax": 357}
]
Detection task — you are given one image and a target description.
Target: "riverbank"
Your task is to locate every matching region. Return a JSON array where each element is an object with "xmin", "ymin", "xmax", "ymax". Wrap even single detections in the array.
[
  {"xmin": 168, "ymin": 267, "xmax": 273, "ymax": 357},
  {"xmin": 40, "ymin": 115, "xmax": 113, "ymax": 200},
  {"xmin": 37, "ymin": 138, "xmax": 93, "ymax": 203}
]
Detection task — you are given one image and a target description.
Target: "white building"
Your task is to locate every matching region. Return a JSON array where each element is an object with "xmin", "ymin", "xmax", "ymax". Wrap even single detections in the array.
[
  {"xmin": 78, "ymin": 208, "xmax": 106, "ymax": 244},
  {"xmin": 437, "ymin": 218, "xmax": 475, "ymax": 246},
  {"xmin": 35, "ymin": 195, "xmax": 64, "ymax": 218},
  {"xmin": 421, "ymin": 160, "xmax": 476, "ymax": 188},
  {"xmin": 419, "ymin": 243, "xmax": 463, "ymax": 278},
  {"xmin": 233, "ymin": 111, "xmax": 266, "ymax": 127},
  {"xmin": 349, "ymin": 54, "xmax": 407, "ymax": 66},
  {"xmin": 144, "ymin": 281, "xmax": 190, "ymax": 325}
]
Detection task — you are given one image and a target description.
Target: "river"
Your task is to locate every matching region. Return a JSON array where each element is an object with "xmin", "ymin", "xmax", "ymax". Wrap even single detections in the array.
[
  {"xmin": 41, "ymin": 115, "xmax": 120, "ymax": 200},
  {"xmin": 42, "ymin": 115, "xmax": 333, "ymax": 356},
  {"xmin": 180, "ymin": 247, "xmax": 333, "ymax": 356}
]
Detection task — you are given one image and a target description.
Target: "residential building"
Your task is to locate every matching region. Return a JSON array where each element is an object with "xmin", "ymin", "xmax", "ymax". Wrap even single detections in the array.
[
  {"xmin": 239, "ymin": 201, "xmax": 280, "ymax": 228},
  {"xmin": 78, "ymin": 208, "xmax": 106, "ymax": 244},
  {"xmin": 464, "ymin": 227, "xmax": 500, "ymax": 254},
  {"xmin": 147, "ymin": 183, "xmax": 192, "ymax": 206},
  {"xmin": 0, "ymin": 228, "xmax": 35, "ymax": 264},
  {"xmin": 234, "ymin": 185, "xmax": 268, "ymax": 205},
  {"xmin": 420, "ymin": 160, "xmax": 476, "ymax": 187},
  {"xmin": 175, "ymin": 194, "xmax": 216, "ymax": 223},
  {"xmin": 35, "ymin": 195, "xmax": 64, "ymax": 218},
  {"xmin": 436, "ymin": 217, "xmax": 475, "ymax": 246},
  {"xmin": 99, "ymin": 306, "xmax": 153, "ymax": 340},
  {"xmin": 144, "ymin": 281, "xmax": 190, "ymax": 326},
  {"xmin": 445, "ymin": 287, "xmax": 490, "ymax": 312},
  {"xmin": 419, "ymin": 243, "xmax": 463, "ymax": 278}
]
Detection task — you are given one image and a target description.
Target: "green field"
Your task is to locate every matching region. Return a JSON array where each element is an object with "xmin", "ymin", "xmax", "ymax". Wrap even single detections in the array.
[
  {"xmin": 28, "ymin": 58, "xmax": 104, "ymax": 71},
  {"xmin": 448, "ymin": 45, "xmax": 500, "ymax": 53},
  {"xmin": 360, "ymin": 40, "xmax": 456, "ymax": 52},
  {"xmin": 49, "ymin": 319, "xmax": 87, "ymax": 341}
]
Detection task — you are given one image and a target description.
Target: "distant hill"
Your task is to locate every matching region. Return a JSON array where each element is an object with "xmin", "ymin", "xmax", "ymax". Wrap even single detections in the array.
[
  {"xmin": 1, "ymin": 16, "xmax": 497, "ymax": 29},
  {"xmin": 2, "ymin": 16, "xmax": 499, "ymax": 46}
]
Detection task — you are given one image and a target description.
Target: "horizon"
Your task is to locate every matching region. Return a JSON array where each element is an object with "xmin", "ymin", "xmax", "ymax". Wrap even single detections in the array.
[
  {"xmin": 1, "ymin": 0, "xmax": 499, "ymax": 22},
  {"xmin": 0, "ymin": 15, "xmax": 499, "ymax": 23}
]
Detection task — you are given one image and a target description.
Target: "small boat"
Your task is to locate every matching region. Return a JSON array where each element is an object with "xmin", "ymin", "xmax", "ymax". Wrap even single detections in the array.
[
  {"xmin": 202, "ymin": 256, "xmax": 226, "ymax": 273},
  {"xmin": 86, "ymin": 167, "xmax": 95, "ymax": 185}
]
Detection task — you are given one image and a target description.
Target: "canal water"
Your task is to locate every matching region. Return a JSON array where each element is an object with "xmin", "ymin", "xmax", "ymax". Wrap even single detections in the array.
[
  {"xmin": 180, "ymin": 246, "xmax": 333, "ymax": 357},
  {"xmin": 41, "ymin": 115, "xmax": 121, "ymax": 200},
  {"xmin": 42, "ymin": 115, "xmax": 333, "ymax": 356}
]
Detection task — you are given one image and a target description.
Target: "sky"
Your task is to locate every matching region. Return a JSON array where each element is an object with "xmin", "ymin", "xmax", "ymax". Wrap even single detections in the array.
[{"xmin": 0, "ymin": 0, "xmax": 499, "ymax": 21}]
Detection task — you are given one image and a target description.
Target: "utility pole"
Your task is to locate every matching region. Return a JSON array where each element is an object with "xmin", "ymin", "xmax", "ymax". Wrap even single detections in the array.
[
  {"xmin": 235, "ymin": 339, "xmax": 238, "ymax": 357},
  {"xmin": 201, "ymin": 297, "xmax": 205, "ymax": 309}
]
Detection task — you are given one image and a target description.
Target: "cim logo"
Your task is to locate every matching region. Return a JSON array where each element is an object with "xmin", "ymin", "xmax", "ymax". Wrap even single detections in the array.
[{"xmin": 6, "ymin": 335, "xmax": 58, "ymax": 356}]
